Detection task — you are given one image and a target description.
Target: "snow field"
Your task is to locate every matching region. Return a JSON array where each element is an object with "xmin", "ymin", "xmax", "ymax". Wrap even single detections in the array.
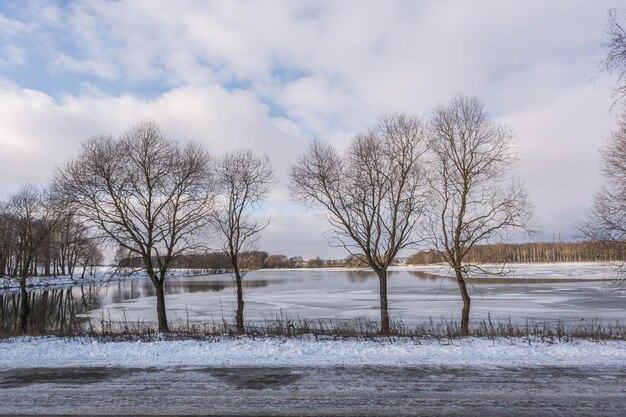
[{"xmin": 2, "ymin": 336, "xmax": 625, "ymax": 369}]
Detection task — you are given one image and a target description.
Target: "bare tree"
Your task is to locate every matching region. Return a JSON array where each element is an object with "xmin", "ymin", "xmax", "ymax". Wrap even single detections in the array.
[
  {"xmin": 582, "ymin": 10, "xmax": 626, "ymax": 288},
  {"xmin": 0, "ymin": 207, "xmax": 14, "ymax": 278},
  {"xmin": 54, "ymin": 121, "xmax": 216, "ymax": 332},
  {"xmin": 580, "ymin": 115, "xmax": 626, "ymax": 287},
  {"xmin": 212, "ymin": 150, "xmax": 273, "ymax": 334},
  {"xmin": 602, "ymin": 9, "xmax": 626, "ymax": 104},
  {"xmin": 51, "ymin": 213, "xmax": 89, "ymax": 277},
  {"xmin": 3, "ymin": 184, "xmax": 60, "ymax": 333},
  {"xmin": 77, "ymin": 240, "xmax": 103, "ymax": 279},
  {"xmin": 290, "ymin": 115, "xmax": 428, "ymax": 334},
  {"xmin": 426, "ymin": 95, "xmax": 535, "ymax": 336}
]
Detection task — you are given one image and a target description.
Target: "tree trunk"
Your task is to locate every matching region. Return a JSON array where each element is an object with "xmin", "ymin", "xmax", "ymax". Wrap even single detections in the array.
[
  {"xmin": 44, "ymin": 258, "xmax": 51, "ymax": 277},
  {"xmin": 235, "ymin": 269, "xmax": 244, "ymax": 335},
  {"xmin": 377, "ymin": 268, "xmax": 390, "ymax": 335},
  {"xmin": 154, "ymin": 279, "xmax": 169, "ymax": 332},
  {"xmin": 455, "ymin": 269, "xmax": 471, "ymax": 336},
  {"xmin": 59, "ymin": 252, "xmax": 66, "ymax": 276},
  {"xmin": 19, "ymin": 277, "xmax": 29, "ymax": 334}
]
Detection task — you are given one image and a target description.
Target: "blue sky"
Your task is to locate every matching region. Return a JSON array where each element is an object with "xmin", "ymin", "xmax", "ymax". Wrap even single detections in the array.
[{"xmin": 0, "ymin": 0, "xmax": 623, "ymax": 258}]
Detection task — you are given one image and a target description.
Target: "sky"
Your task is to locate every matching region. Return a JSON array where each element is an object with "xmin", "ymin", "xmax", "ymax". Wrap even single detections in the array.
[{"xmin": 0, "ymin": 0, "xmax": 623, "ymax": 259}]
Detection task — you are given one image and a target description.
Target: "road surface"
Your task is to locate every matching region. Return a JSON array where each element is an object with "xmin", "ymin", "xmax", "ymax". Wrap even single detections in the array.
[{"xmin": 0, "ymin": 365, "xmax": 624, "ymax": 416}]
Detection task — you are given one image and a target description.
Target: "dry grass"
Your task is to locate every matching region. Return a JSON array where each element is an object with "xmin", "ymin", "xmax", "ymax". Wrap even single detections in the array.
[{"xmin": 1, "ymin": 313, "xmax": 623, "ymax": 343}]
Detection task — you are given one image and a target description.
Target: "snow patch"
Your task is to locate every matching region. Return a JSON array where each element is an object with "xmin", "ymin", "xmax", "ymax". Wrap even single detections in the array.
[{"xmin": 1, "ymin": 337, "xmax": 624, "ymax": 369}]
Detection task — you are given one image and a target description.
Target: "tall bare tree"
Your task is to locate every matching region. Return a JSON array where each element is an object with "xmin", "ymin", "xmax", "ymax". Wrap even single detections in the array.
[
  {"xmin": 581, "ymin": 9, "xmax": 626, "ymax": 287},
  {"xmin": 51, "ymin": 214, "xmax": 89, "ymax": 277},
  {"xmin": 55, "ymin": 121, "xmax": 215, "ymax": 332},
  {"xmin": 213, "ymin": 150, "xmax": 273, "ymax": 334},
  {"xmin": 4, "ymin": 184, "xmax": 60, "ymax": 333},
  {"xmin": 581, "ymin": 10, "xmax": 626, "ymax": 288},
  {"xmin": 426, "ymin": 95, "xmax": 535, "ymax": 336},
  {"xmin": 290, "ymin": 115, "xmax": 428, "ymax": 334},
  {"xmin": 602, "ymin": 9, "xmax": 626, "ymax": 104},
  {"xmin": 0, "ymin": 208, "xmax": 14, "ymax": 278},
  {"xmin": 580, "ymin": 115, "xmax": 626, "ymax": 287},
  {"xmin": 76, "ymin": 240, "xmax": 103, "ymax": 279}
]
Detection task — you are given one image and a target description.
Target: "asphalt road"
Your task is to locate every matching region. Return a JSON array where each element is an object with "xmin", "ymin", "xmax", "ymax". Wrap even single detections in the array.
[{"xmin": 0, "ymin": 365, "xmax": 624, "ymax": 416}]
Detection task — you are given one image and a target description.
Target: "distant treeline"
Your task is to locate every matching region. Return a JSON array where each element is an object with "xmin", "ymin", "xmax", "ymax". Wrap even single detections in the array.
[
  {"xmin": 119, "ymin": 252, "xmax": 245, "ymax": 271},
  {"xmin": 118, "ymin": 241, "xmax": 626, "ymax": 271},
  {"xmin": 406, "ymin": 241, "xmax": 626, "ymax": 265},
  {"xmin": 119, "ymin": 252, "xmax": 370, "ymax": 270}
]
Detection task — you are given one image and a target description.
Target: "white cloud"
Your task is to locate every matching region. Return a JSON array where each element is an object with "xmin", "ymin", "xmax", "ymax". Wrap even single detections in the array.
[
  {"xmin": 0, "ymin": 12, "xmax": 25, "ymax": 37},
  {"xmin": 0, "ymin": 81, "xmax": 307, "ymax": 195},
  {"xmin": 0, "ymin": 81, "xmax": 326, "ymax": 255},
  {"xmin": 49, "ymin": 54, "xmax": 119, "ymax": 80},
  {"xmin": 504, "ymin": 84, "xmax": 614, "ymax": 239},
  {"xmin": 0, "ymin": 44, "xmax": 24, "ymax": 66},
  {"xmin": 0, "ymin": 0, "xmax": 624, "ymax": 255}
]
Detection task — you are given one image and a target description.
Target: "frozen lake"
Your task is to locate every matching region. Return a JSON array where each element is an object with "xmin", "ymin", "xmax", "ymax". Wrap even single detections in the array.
[{"xmin": 1, "ymin": 263, "xmax": 624, "ymax": 332}]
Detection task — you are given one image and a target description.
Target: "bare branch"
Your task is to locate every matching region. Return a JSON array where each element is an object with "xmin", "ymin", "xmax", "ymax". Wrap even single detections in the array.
[
  {"xmin": 53, "ymin": 121, "xmax": 216, "ymax": 331},
  {"xmin": 601, "ymin": 9, "xmax": 626, "ymax": 105},
  {"xmin": 289, "ymin": 114, "xmax": 429, "ymax": 334},
  {"xmin": 580, "ymin": 112, "xmax": 626, "ymax": 288},
  {"xmin": 211, "ymin": 150, "xmax": 274, "ymax": 334},
  {"xmin": 426, "ymin": 95, "xmax": 537, "ymax": 335}
]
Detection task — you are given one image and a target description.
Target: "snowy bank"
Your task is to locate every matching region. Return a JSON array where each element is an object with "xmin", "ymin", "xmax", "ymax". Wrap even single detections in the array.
[
  {"xmin": 2, "ymin": 337, "xmax": 625, "ymax": 368},
  {"xmin": 266, "ymin": 262, "xmax": 617, "ymax": 280}
]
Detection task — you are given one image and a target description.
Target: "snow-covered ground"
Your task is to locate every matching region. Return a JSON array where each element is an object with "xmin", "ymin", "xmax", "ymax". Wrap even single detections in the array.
[
  {"xmin": 395, "ymin": 262, "xmax": 618, "ymax": 279},
  {"xmin": 264, "ymin": 262, "xmax": 618, "ymax": 279},
  {"xmin": 0, "ymin": 336, "xmax": 624, "ymax": 368}
]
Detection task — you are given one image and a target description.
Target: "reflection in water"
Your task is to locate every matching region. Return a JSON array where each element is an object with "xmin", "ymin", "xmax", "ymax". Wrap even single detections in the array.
[
  {"xmin": 407, "ymin": 270, "xmax": 444, "ymax": 281},
  {"xmin": 105, "ymin": 278, "xmax": 275, "ymax": 304},
  {"xmin": 0, "ymin": 276, "xmax": 275, "ymax": 334},
  {"xmin": 111, "ymin": 280, "xmax": 144, "ymax": 303},
  {"xmin": 0, "ymin": 286, "xmax": 103, "ymax": 334},
  {"xmin": 345, "ymin": 270, "xmax": 377, "ymax": 283},
  {"xmin": 346, "ymin": 270, "xmax": 445, "ymax": 282}
]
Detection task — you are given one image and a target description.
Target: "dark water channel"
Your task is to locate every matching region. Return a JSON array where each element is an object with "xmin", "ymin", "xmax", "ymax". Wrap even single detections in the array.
[{"xmin": 0, "ymin": 269, "xmax": 623, "ymax": 333}]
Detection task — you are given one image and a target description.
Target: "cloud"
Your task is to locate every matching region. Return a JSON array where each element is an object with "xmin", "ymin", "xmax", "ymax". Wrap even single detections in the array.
[
  {"xmin": 0, "ymin": 0, "xmax": 624, "ymax": 256},
  {"xmin": 49, "ymin": 54, "xmax": 118, "ymax": 80},
  {"xmin": 0, "ymin": 81, "xmax": 307, "ymax": 192},
  {"xmin": 504, "ymin": 84, "xmax": 614, "ymax": 239},
  {"xmin": 0, "ymin": 80, "xmax": 325, "ymax": 255},
  {"xmin": 0, "ymin": 12, "xmax": 26, "ymax": 37}
]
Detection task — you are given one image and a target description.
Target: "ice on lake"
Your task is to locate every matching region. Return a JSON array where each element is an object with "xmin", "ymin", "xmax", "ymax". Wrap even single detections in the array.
[{"xmin": 65, "ymin": 263, "xmax": 625, "ymax": 327}]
